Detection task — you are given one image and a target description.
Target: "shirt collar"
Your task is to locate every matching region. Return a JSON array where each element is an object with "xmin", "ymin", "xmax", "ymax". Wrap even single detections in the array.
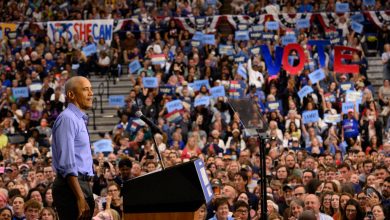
[{"xmin": 68, "ymin": 103, "xmax": 86, "ymax": 119}]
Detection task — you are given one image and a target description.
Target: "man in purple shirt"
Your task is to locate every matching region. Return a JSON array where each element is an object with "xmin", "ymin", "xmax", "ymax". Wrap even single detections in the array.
[{"xmin": 52, "ymin": 76, "xmax": 94, "ymax": 220}]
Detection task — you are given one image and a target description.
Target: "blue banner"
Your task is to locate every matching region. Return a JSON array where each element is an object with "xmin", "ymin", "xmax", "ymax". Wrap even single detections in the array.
[
  {"xmin": 109, "ymin": 95, "xmax": 125, "ymax": 107},
  {"xmin": 194, "ymin": 96, "xmax": 210, "ymax": 107},
  {"xmin": 235, "ymin": 31, "xmax": 249, "ymax": 41},
  {"xmin": 298, "ymin": 85, "xmax": 314, "ymax": 99},
  {"xmin": 12, "ymin": 87, "xmax": 29, "ymax": 98},
  {"xmin": 351, "ymin": 21, "xmax": 363, "ymax": 34},
  {"xmin": 82, "ymin": 44, "xmax": 97, "ymax": 56},
  {"xmin": 308, "ymin": 69, "xmax": 325, "ymax": 84},
  {"xmin": 142, "ymin": 77, "xmax": 158, "ymax": 88},
  {"xmin": 296, "ymin": 19, "xmax": 310, "ymax": 29},
  {"xmin": 302, "ymin": 110, "xmax": 319, "ymax": 124},
  {"xmin": 260, "ymin": 45, "xmax": 283, "ymax": 76},
  {"xmin": 129, "ymin": 60, "xmax": 141, "ymax": 74},
  {"xmin": 166, "ymin": 99, "xmax": 183, "ymax": 113},
  {"xmin": 336, "ymin": 2, "xmax": 349, "ymax": 12},
  {"xmin": 202, "ymin": 34, "xmax": 215, "ymax": 45},
  {"xmin": 210, "ymin": 86, "xmax": 225, "ymax": 98},
  {"xmin": 266, "ymin": 21, "xmax": 279, "ymax": 30}
]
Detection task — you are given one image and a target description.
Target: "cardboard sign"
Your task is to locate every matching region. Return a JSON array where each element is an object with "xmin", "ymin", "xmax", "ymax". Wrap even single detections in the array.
[
  {"xmin": 249, "ymin": 31, "xmax": 262, "ymax": 39},
  {"xmin": 129, "ymin": 60, "xmax": 141, "ymax": 74},
  {"xmin": 191, "ymin": 40, "xmax": 202, "ymax": 48},
  {"xmin": 210, "ymin": 86, "xmax": 225, "ymax": 98},
  {"xmin": 296, "ymin": 19, "xmax": 310, "ymax": 29},
  {"xmin": 336, "ymin": 2, "xmax": 349, "ymax": 13},
  {"xmin": 194, "ymin": 96, "xmax": 210, "ymax": 107},
  {"xmin": 346, "ymin": 90, "xmax": 362, "ymax": 104},
  {"xmin": 109, "ymin": 95, "xmax": 125, "ymax": 107},
  {"xmin": 351, "ymin": 21, "xmax": 363, "ymax": 34},
  {"xmin": 166, "ymin": 100, "xmax": 183, "ymax": 113},
  {"xmin": 282, "ymin": 35, "xmax": 297, "ymax": 45},
  {"xmin": 29, "ymin": 83, "xmax": 42, "ymax": 92},
  {"xmin": 142, "ymin": 77, "xmax": 158, "ymax": 88},
  {"xmin": 193, "ymin": 80, "xmax": 210, "ymax": 91},
  {"xmin": 308, "ymin": 69, "xmax": 326, "ymax": 84},
  {"xmin": 266, "ymin": 21, "xmax": 279, "ymax": 30},
  {"xmin": 235, "ymin": 31, "xmax": 249, "ymax": 41},
  {"xmin": 219, "ymin": 45, "xmax": 234, "ymax": 55},
  {"xmin": 342, "ymin": 102, "xmax": 359, "ymax": 113},
  {"xmin": 192, "ymin": 31, "xmax": 204, "ymax": 41},
  {"xmin": 82, "ymin": 44, "xmax": 97, "ymax": 56},
  {"xmin": 12, "ymin": 87, "xmax": 29, "ymax": 98},
  {"xmin": 324, "ymin": 114, "xmax": 341, "ymax": 123},
  {"xmin": 93, "ymin": 139, "xmax": 113, "ymax": 153},
  {"xmin": 202, "ymin": 34, "xmax": 215, "ymax": 45},
  {"xmin": 237, "ymin": 63, "xmax": 247, "ymax": 79},
  {"xmin": 302, "ymin": 110, "xmax": 319, "ymax": 124},
  {"xmin": 159, "ymin": 86, "xmax": 176, "ymax": 95},
  {"xmin": 266, "ymin": 101, "xmax": 281, "ymax": 111},
  {"xmin": 340, "ymin": 82, "xmax": 354, "ymax": 92},
  {"xmin": 298, "ymin": 85, "xmax": 314, "ymax": 100}
]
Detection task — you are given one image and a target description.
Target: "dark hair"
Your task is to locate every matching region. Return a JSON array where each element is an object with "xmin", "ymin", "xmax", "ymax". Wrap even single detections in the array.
[
  {"xmin": 26, "ymin": 188, "xmax": 42, "ymax": 202},
  {"xmin": 213, "ymin": 197, "xmax": 229, "ymax": 210},
  {"xmin": 234, "ymin": 200, "xmax": 250, "ymax": 212},
  {"xmin": 303, "ymin": 169, "xmax": 316, "ymax": 178},
  {"xmin": 305, "ymin": 179, "xmax": 322, "ymax": 194},
  {"xmin": 118, "ymin": 157, "xmax": 132, "ymax": 168},
  {"xmin": 0, "ymin": 207, "xmax": 12, "ymax": 216},
  {"xmin": 341, "ymin": 199, "xmax": 364, "ymax": 220},
  {"xmin": 24, "ymin": 199, "xmax": 42, "ymax": 211}
]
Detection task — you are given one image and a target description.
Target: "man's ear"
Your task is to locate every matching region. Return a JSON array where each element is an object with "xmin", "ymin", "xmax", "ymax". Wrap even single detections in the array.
[{"xmin": 67, "ymin": 91, "xmax": 74, "ymax": 99}]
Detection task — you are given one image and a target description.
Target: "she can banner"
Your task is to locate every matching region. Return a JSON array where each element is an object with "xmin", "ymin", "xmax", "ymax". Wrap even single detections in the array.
[{"xmin": 47, "ymin": 19, "xmax": 114, "ymax": 44}]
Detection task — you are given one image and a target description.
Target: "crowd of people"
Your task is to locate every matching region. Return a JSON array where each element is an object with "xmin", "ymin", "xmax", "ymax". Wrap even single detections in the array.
[{"xmin": 1, "ymin": 0, "xmax": 390, "ymax": 220}]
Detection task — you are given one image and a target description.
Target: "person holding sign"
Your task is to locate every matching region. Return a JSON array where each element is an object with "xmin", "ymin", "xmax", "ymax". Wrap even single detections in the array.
[
  {"xmin": 341, "ymin": 106, "xmax": 359, "ymax": 143},
  {"xmin": 51, "ymin": 76, "xmax": 95, "ymax": 220}
]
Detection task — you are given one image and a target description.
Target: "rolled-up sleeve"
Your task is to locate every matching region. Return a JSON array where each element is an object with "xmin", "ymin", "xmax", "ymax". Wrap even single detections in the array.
[{"xmin": 52, "ymin": 115, "xmax": 78, "ymax": 178}]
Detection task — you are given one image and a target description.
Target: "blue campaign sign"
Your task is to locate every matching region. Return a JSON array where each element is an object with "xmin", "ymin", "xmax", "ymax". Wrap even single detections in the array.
[
  {"xmin": 266, "ymin": 21, "xmax": 279, "ymax": 30},
  {"xmin": 0, "ymin": 29, "xmax": 2, "ymax": 40},
  {"xmin": 142, "ymin": 77, "xmax": 158, "ymax": 88},
  {"xmin": 262, "ymin": 32, "xmax": 275, "ymax": 40},
  {"xmin": 129, "ymin": 60, "xmax": 141, "ymax": 74},
  {"xmin": 351, "ymin": 21, "xmax": 363, "ymax": 34},
  {"xmin": 296, "ymin": 19, "xmax": 310, "ymax": 29},
  {"xmin": 351, "ymin": 14, "xmax": 365, "ymax": 23},
  {"xmin": 194, "ymin": 159, "xmax": 214, "ymax": 203},
  {"xmin": 235, "ymin": 31, "xmax": 249, "ymax": 41},
  {"xmin": 249, "ymin": 31, "xmax": 262, "ymax": 39},
  {"xmin": 252, "ymin": 25, "xmax": 263, "ymax": 31},
  {"xmin": 281, "ymin": 35, "xmax": 297, "ymax": 46},
  {"xmin": 298, "ymin": 85, "xmax": 314, "ymax": 100},
  {"xmin": 206, "ymin": 0, "xmax": 216, "ymax": 5},
  {"xmin": 219, "ymin": 45, "xmax": 234, "ymax": 55},
  {"xmin": 237, "ymin": 63, "xmax": 247, "ymax": 79},
  {"xmin": 109, "ymin": 95, "xmax": 125, "ymax": 107},
  {"xmin": 342, "ymin": 102, "xmax": 359, "ymax": 114},
  {"xmin": 250, "ymin": 46, "xmax": 261, "ymax": 55},
  {"xmin": 202, "ymin": 34, "xmax": 215, "ymax": 45},
  {"xmin": 234, "ymin": 53, "xmax": 247, "ymax": 63},
  {"xmin": 82, "ymin": 44, "xmax": 97, "ymax": 56},
  {"xmin": 346, "ymin": 90, "xmax": 362, "ymax": 104},
  {"xmin": 266, "ymin": 101, "xmax": 281, "ymax": 112},
  {"xmin": 93, "ymin": 139, "xmax": 113, "ymax": 153},
  {"xmin": 237, "ymin": 24, "xmax": 248, "ymax": 31},
  {"xmin": 191, "ymin": 40, "xmax": 202, "ymax": 48},
  {"xmin": 192, "ymin": 31, "xmax": 204, "ymax": 41},
  {"xmin": 363, "ymin": 0, "xmax": 375, "ymax": 6},
  {"xmin": 166, "ymin": 99, "xmax": 183, "ymax": 113},
  {"xmin": 12, "ymin": 87, "xmax": 29, "ymax": 98},
  {"xmin": 193, "ymin": 79, "xmax": 210, "ymax": 91},
  {"xmin": 336, "ymin": 2, "xmax": 349, "ymax": 13},
  {"xmin": 210, "ymin": 86, "xmax": 225, "ymax": 98},
  {"xmin": 194, "ymin": 96, "xmax": 210, "ymax": 107},
  {"xmin": 302, "ymin": 110, "xmax": 319, "ymax": 124},
  {"xmin": 159, "ymin": 86, "xmax": 176, "ymax": 95},
  {"xmin": 308, "ymin": 69, "xmax": 326, "ymax": 84},
  {"xmin": 340, "ymin": 82, "xmax": 354, "ymax": 92}
]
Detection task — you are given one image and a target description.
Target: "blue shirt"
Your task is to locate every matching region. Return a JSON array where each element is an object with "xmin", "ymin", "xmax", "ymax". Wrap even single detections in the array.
[{"xmin": 52, "ymin": 103, "xmax": 93, "ymax": 178}]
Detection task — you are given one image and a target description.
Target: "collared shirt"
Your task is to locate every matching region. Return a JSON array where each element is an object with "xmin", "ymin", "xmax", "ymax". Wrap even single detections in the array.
[{"xmin": 52, "ymin": 103, "xmax": 93, "ymax": 178}]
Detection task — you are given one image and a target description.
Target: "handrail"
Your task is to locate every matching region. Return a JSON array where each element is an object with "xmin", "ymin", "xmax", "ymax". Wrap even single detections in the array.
[
  {"xmin": 98, "ymin": 82, "xmax": 105, "ymax": 114},
  {"xmin": 92, "ymin": 97, "xmax": 98, "ymax": 130}
]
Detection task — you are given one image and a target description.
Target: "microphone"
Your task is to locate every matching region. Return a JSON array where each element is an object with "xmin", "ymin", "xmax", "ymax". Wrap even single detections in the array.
[{"xmin": 135, "ymin": 111, "xmax": 162, "ymax": 134}]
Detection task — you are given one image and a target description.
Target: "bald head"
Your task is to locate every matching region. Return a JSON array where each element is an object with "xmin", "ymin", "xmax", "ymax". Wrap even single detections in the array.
[
  {"xmin": 65, "ymin": 76, "xmax": 88, "ymax": 97},
  {"xmin": 64, "ymin": 76, "xmax": 93, "ymax": 111},
  {"xmin": 304, "ymin": 194, "xmax": 320, "ymax": 214}
]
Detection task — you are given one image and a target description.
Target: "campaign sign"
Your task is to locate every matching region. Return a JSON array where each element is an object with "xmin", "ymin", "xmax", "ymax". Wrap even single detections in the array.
[
  {"xmin": 109, "ymin": 95, "xmax": 125, "ymax": 107},
  {"xmin": 72, "ymin": 64, "xmax": 80, "ymax": 70},
  {"xmin": 340, "ymin": 82, "xmax": 354, "ymax": 92},
  {"xmin": 93, "ymin": 139, "xmax": 113, "ymax": 153},
  {"xmin": 266, "ymin": 101, "xmax": 281, "ymax": 111},
  {"xmin": 302, "ymin": 110, "xmax": 319, "ymax": 124},
  {"xmin": 47, "ymin": 19, "xmax": 114, "ymax": 44},
  {"xmin": 219, "ymin": 45, "xmax": 234, "ymax": 55},
  {"xmin": 282, "ymin": 35, "xmax": 297, "ymax": 46},
  {"xmin": 266, "ymin": 21, "xmax": 279, "ymax": 30},
  {"xmin": 262, "ymin": 33, "xmax": 274, "ymax": 40},
  {"xmin": 351, "ymin": 14, "xmax": 365, "ymax": 23},
  {"xmin": 166, "ymin": 99, "xmax": 183, "ymax": 113},
  {"xmin": 29, "ymin": 83, "xmax": 42, "ymax": 92},
  {"xmin": 202, "ymin": 34, "xmax": 215, "ymax": 45},
  {"xmin": 129, "ymin": 60, "xmax": 141, "ymax": 74},
  {"xmin": 351, "ymin": 21, "xmax": 363, "ymax": 34},
  {"xmin": 210, "ymin": 86, "xmax": 225, "ymax": 98},
  {"xmin": 250, "ymin": 46, "xmax": 261, "ymax": 55},
  {"xmin": 363, "ymin": 0, "xmax": 375, "ymax": 6},
  {"xmin": 296, "ymin": 19, "xmax": 310, "ymax": 29},
  {"xmin": 82, "ymin": 44, "xmax": 97, "ymax": 56},
  {"xmin": 235, "ymin": 31, "xmax": 249, "ymax": 41},
  {"xmin": 237, "ymin": 24, "xmax": 248, "ymax": 31},
  {"xmin": 12, "ymin": 87, "xmax": 29, "ymax": 98},
  {"xmin": 298, "ymin": 85, "xmax": 314, "ymax": 100},
  {"xmin": 0, "ymin": 29, "xmax": 2, "ymax": 40},
  {"xmin": 142, "ymin": 77, "xmax": 158, "ymax": 88},
  {"xmin": 194, "ymin": 96, "xmax": 210, "ymax": 107},
  {"xmin": 324, "ymin": 114, "xmax": 341, "ymax": 123},
  {"xmin": 308, "ymin": 69, "xmax": 325, "ymax": 84},
  {"xmin": 336, "ymin": 2, "xmax": 349, "ymax": 13},
  {"xmin": 237, "ymin": 63, "xmax": 247, "ymax": 79},
  {"xmin": 192, "ymin": 31, "xmax": 204, "ymax": 41},
  {"xmin": 342, "ymin": 102, "xmax": 359, "ymax": 113},
  {"xmin": 191, "ymin": 40, "xmax": 201, "ymax": 48},
  {"xmin": 346, "ymin": 90, "xmax": 362, "ymax": 103},
  {"xmin": 234, "ymin": 54, "xmax": 247, "ymax": 63},
  {"xmin": 193, "ymin": 80, "xmax": 210, "ymax": 91},
  {"xmin": 252, "ymin": 25, "xmax": 263, "ymax": 31},
  {"xmin": 324, "ymin": 93, "xmax": 336, "ymax": 102},
  {"xmin": 159, "ymin": 86, "xmax": 176, "ymax": 95},
  {"xmin": 249, "ymin": 31, "xmax": 262, "ymax": 39}
]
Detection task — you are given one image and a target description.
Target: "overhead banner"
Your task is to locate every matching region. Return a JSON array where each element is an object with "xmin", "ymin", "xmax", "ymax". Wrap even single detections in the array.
[
  {"xmin": 47, "ymin": 19, "xmax": 114, "ymax": 44},
  {"xmin": 0, "ymin": 23, "xmax": 17, "ymax": 39}
]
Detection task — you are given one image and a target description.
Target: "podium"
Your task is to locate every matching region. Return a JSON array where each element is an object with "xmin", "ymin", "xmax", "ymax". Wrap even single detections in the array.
[{"xmin": 123, "ymin": 159, "xmax": 213, "ymax": 220}]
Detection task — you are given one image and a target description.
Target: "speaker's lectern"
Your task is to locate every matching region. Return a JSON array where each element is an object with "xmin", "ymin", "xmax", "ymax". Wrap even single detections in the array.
[{"xmin": 122, "ymin": 159, "xmax": 213, "ymax": 220}]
